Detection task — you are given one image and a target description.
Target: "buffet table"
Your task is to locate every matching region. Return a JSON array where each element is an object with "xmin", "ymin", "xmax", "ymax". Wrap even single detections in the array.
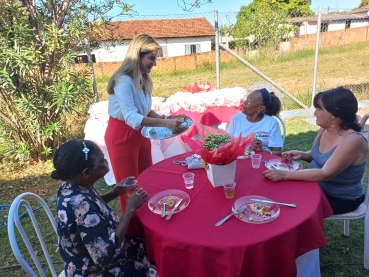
[{"xmin": 133, "ymin": 152, "xmax": 333, "ymax": 277}]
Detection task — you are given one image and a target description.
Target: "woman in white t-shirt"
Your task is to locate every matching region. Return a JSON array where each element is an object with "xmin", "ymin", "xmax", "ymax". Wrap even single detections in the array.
[
  {"xmin": 228, "ymin": 88, "xmax": 283, "ymax": 156},
  {"xmin": 104, "ymin": 34, "xmax": 182, "ymax": 214}
]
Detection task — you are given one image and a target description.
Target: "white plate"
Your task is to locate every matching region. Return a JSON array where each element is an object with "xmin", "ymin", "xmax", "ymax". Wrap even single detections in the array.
[
  {"xmin": 141, "ymin": 116, "xmax": 193, "ymax": 140},
  {"xmin": 148, "ymin": 189, "xmax": 190, "ymax": 215},
  {"xmin": 264, "ymin": 158, "xmax": 303, "ymax": 171},
  {"xmin": 232, "ymin": 195, "xmax": 280, "ymax": 224}
]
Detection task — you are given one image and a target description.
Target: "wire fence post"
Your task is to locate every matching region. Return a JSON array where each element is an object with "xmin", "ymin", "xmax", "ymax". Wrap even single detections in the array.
[
  {"xmin": 214, "ymin": 10, "xmax": 220, "ymax": 90},
  {"xmin": 311, "ymin": 6, "xmax": 322, "ymax": 107},
  {"xmin": 85, "ymin": 38, "xmax": 99, "ymax": 103}
]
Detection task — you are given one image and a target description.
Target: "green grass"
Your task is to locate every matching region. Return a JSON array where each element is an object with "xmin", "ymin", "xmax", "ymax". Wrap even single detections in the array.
[
  {"xmin": 1, "ymin": 118, "xmax": 369, "ymax": 276},
  {"xmin": 95, "ymin": 41, "xmax": 369, "ymax": 110},
  {"xmin": 2, "ymin": 40, "xmax": 369, "ymax": 276}
]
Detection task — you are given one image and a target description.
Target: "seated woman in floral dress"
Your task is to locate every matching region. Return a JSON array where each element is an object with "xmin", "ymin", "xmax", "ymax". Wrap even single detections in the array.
[{"xmin": 51, "ymin": 139, "xmax": 157, "ymax": 277}]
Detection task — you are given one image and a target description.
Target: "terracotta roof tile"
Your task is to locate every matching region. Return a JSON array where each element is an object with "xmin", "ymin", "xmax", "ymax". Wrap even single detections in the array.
[
  {"xmin": 103, "ymin": 17, "xmax": 214, "ymax": 41},
  {"xmin": 350, "ymin": 5, "xmax": 369, "ymax": 14}
]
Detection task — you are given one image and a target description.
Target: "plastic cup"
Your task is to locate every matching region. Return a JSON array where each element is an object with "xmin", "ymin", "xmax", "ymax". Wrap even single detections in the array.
[
  {"xmin": 251, "ymin": 154, "xmax": 262, "ymax": 169},
  {"xmin": 183, "ymin": 172, "xmax": 195, "ymax": 189},
  {"xmin": 124, "ymin": 179, "xmax": 137, "ymax": 197},
  {"xmin": 223, "ymin": 180, "xmax": 236, "ymax": 199}
]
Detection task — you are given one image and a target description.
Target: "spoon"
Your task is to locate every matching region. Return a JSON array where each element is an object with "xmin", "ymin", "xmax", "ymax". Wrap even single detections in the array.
[{"xmin": 161, "ymin": 197, "xmax": 167, "ymax": 217}]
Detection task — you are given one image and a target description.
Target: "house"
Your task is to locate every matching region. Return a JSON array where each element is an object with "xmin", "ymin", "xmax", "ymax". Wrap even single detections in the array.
[
  {"xmin": 349, "ymin": 4, "xmax": 369, "ymax": 16},
  {"xmin": 78, "ymin": 17, "xmax": 215, "ymax": 63},
  {"xmin": 290, "ymin": 12, "xmax": 369, "ymax": 36}
]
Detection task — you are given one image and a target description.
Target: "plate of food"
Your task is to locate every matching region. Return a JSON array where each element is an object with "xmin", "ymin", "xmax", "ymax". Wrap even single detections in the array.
[
  {"xmin": 232, "ymin": 195, "xmax": 280, "ymax": 224},
  {"xmin": 264, "ymin": 158, "xmax": 303, "ymax": 171},
  {"xmin": 141, "ymin": 115, "xmax": 193, "ymax": 140},
  {"xmin": 148, "ymin": 189, "xmax": 190, "ymax": 215}
]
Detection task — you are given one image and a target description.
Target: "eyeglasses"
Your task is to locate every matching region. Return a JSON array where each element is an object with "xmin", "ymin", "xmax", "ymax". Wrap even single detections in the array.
[{"xmin": 244, "ymin": 98, "xmax": 260, "ymax": 106}]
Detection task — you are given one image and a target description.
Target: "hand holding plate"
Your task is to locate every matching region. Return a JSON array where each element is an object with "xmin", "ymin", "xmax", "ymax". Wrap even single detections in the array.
[{"xmin": 163, "ymin": 119, "xmax": 182, "ymax": 129}]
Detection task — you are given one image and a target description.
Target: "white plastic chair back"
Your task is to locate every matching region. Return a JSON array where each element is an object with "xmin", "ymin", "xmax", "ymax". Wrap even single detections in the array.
[
  {"xmin": 7, "ymin": 192, "xmax": 61, "ymax": 277},
  {"xmin": 274, "ymin": 115, "xmax": 286, "ymax": 146}
]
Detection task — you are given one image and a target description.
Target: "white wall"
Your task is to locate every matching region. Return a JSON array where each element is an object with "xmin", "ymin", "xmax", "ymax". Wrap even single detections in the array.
[
  {"xmin": 94, "ymin": 43, "xmax": 129, "ymax": 63},
  {"xmin": 351, "ymin": 20, "xmax": 369, "ymax": 28},
  {"xmin": 327, "ymin": 22, "xmax": 345, "ymax": 31},
  {"xmin": 92, "ymin": 37, "xmax": 212, "ymax": 63},
  {"xmin": 298, "ymin": 19, "xmax": 369, "ymax": 35}
]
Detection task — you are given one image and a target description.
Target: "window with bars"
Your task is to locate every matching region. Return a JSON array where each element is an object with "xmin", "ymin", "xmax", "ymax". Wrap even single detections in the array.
[
  {"xmin": 345, "ymin": 20, "xmax": 351, "ymax": 29},
  {"xmin": 157, "ymin": 46, "xmax": 168, "ymax": 58},
  {"xmin": 321, "ymin": 22, "xmax": 328, "ymax": 32},
  {"xmin": 185, "ymin": 44, "xmax": 201, "ymax": 54}
]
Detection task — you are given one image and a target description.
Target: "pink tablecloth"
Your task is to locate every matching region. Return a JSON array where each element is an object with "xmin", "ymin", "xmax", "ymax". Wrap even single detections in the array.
[{"xmin": 134, "ymin": 153, "xmax": 333, "ymax": 277}]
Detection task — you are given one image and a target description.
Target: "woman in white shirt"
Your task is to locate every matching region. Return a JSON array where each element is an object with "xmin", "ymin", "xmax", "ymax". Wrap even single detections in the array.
[
  {"xmin": 105, "ymin": 34, "xmax": 181, "ymax": 213},
  {"xmin": 228, "ymin": 88, "xmax": 283, "ymax": 156}
]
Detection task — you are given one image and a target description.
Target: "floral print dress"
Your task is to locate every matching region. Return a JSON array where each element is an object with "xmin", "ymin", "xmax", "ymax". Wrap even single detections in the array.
[{"xmin": 56, "ymin": 182, "xmax": 157, "ymax": 277}]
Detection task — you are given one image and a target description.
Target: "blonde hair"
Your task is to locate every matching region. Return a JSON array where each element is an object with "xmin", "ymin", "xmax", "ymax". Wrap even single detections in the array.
[{"xmin": 107, "ymin": 34, "xmax": 161, "ymax": 95}]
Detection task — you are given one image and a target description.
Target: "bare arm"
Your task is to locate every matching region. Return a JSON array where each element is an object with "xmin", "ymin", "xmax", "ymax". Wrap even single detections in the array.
[
  {"xmin": 115, "ymin": 188, "xmax": 148, "ymax": 244},
  {"xmin": 264, "ymin": 133, "xmax": 368, "ymax": 182},
  {"xmin": 100, "ymin": 189, "xmax": 123, "ymax": 204},
  {"xmin": 283, "ymin": 150, "xmax": 313, "ymax": 163},
  {"xmin": 282, "ymin": 128, "xmax": 324, "ymax": 163},
  {"xmin": 141, "ymin": 117, "xmax": 182, "ymax": 129},
  {"xmin": 100, "ymin": 178, "xmax": 134, "ymax": 204},
  {"xmin": 147, "ymin": 110, "xmax": 165, "ymax": 119}
]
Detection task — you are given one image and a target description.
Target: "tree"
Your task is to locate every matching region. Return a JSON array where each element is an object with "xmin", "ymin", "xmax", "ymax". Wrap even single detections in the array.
[
  {"xmin": 359, "ymin": 0, "xmax": 369, "ymax": 8},
  {"xmin": 232, "ymin": 1, "xmax": 290, "ymax": 49},
  {"xmin": 178, "ymin": 0, "xmax": 213, "ymax": 11},
  {"xmin": 275, "ymin": 0, "xmax": 313, "ymax": 17},
  {"xmin": 0, "ymin": 0, "xmax": 134, "ymax": 163},
  {"xmin": 232, "ymin": 0, "xmax": 312, "ymax": 50},
  {"xmin": 0, "ymin": 0, "xmax": 216, "ymax": 163}
]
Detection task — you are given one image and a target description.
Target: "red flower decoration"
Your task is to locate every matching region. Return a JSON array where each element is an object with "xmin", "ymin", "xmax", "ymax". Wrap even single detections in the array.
[{"xmin": 184, "ymin": 81, "xmax": 212, "ymax": 93}]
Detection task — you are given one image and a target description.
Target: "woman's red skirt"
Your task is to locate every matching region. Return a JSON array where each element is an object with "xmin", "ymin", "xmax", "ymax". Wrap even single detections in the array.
[{"xmin": 105, "ymin": 116, "xmax": 152, "ymax": 213}]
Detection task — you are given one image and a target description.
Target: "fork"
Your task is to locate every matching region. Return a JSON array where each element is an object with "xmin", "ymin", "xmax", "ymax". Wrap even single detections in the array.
[
  {"xmin": 286, "ymin": 157, "xmax": 294, "ymax": 170},
  {"xmin": 161, "ymin": 197, "xmax": 168, "ymax": 217},
  {"xmin": 282, "ymin": 154, "xmax": 294, "ymax": 170},
  {"xmin": 262, "ymin": 159, "xmax": 280, "ymax": 170},
  {"xmin": 215, "ymin": 205, "xmax": 247, "ymax": 226}
]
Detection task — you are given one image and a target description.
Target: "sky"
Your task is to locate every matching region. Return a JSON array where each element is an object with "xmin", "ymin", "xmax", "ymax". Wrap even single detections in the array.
[{"xmin": 125, "ymin": 0, "xmax": 362, "ymax": 16}]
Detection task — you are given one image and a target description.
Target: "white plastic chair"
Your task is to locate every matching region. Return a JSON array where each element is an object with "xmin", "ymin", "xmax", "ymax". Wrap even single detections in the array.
[
  {"xmin": 274, "ymin": 114, "xmax": 286, "ymax": 146},
  {"xmin": 325, "ymin": 112, "xmax": 369, "ymax": 269},
  {"xmin": 7, "ymin": 192, "xmax": 65, "ymax": 277}
]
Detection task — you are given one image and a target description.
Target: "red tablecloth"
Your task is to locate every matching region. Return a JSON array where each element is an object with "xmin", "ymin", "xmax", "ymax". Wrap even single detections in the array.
[
  {"xmin": 134, "ymin": 153, "xmax": 333, "ymax": 277},
  {"xmin": 172, "ymin": 106, "xmax": 240, "ymax": 138},
  {"xmin": 172, "ymin": 106, "xmax": 240, "ymax": 125}
]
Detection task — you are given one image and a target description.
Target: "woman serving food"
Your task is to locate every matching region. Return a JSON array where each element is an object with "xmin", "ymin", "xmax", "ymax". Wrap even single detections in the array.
[
  {"xmin": 104, "ymin": 34, "xmax": 182, "ymax": 213},
  {"xmin": 263, "ymin": 87, "xmax": 368, "ymax": 214}
]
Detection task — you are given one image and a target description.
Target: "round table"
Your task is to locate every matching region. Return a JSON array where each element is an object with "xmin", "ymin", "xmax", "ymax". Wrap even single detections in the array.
[{"xmin": 133, "ymin": 153, "xmax": 333, "ymax": 277}]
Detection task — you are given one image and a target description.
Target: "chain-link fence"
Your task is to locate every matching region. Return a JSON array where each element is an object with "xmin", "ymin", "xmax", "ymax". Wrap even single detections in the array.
[{"xmin": 73, "ymin": 7, "xmax": 369, "ymax": 110}]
